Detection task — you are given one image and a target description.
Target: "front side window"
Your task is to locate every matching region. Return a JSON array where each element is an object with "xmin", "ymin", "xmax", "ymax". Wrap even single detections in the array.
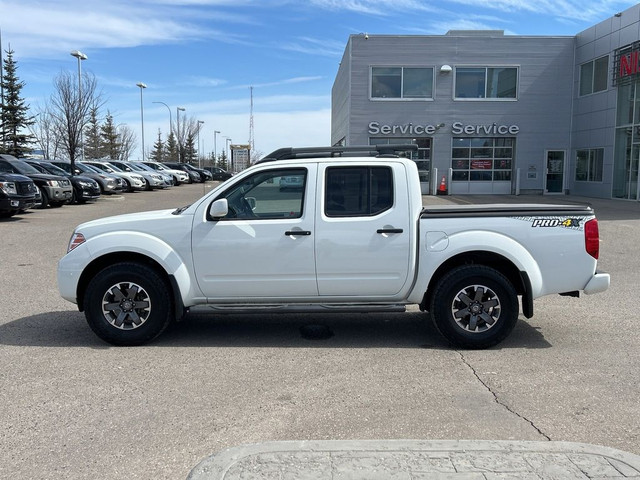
[
  {"xmin": 219, "ymin": 168, "xmax": 306, "ymax": 219},
  {"xmin": 325, "ymin": 166, "xmax": 393, "ymax": 217},
  {"xmin": 575, "ymin": 149, "xmax": 604, "ymax": 182},
  {"xmin": 371, "ymin": 67, "xmax": 433, "ymax": 100},
  {"xmin": 579, "ymin": 56, "xmax": 609, "ymax": 96},
  {"xmin": 455, "ymin": 67, "xmax": 518, "ymax": 99}
]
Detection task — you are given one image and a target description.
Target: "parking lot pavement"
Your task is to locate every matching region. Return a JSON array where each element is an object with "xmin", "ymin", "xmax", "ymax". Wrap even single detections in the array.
[{"xmin": 1, "ymin": 185, "xmax": 639, "ymax": 480}]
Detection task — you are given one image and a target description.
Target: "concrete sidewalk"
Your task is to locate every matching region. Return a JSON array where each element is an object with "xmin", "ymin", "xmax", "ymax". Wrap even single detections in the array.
[{"xmin": 188, "ymin": 440, "xmax": 640, "ymax": 479}]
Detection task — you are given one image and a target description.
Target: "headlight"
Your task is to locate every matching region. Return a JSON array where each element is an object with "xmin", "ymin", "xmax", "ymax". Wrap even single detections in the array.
[
  {"xmin": 46, "ymin": 180, "xmax": 60, "ymax": 187},
  {"xmin": 67, "ymin": 232, "xmax": 86, "ymax": 253},
  {"xmin": 78, "ymin": 180, "xmax": 92, "ymax": 187},
  {"xmin": 0, "ymin": 181, "xmax": 18, "ymax": 195}
]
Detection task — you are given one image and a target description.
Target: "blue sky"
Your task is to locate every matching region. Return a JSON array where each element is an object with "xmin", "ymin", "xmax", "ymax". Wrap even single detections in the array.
[{"xmin": 1, "ymin": 0, "xmax": 638, "ymax": 160}]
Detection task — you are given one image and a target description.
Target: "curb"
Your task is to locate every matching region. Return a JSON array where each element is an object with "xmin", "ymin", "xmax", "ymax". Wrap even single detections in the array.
[{"xmin": 187, "ymin": 439, "xmax": 640, "ymax": 479}]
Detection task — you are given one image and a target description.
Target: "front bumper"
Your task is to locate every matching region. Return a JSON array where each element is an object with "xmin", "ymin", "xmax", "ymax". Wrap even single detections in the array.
[{"xmin": 583, "ymin": 272, "xmax": 610, "ymax": 295}]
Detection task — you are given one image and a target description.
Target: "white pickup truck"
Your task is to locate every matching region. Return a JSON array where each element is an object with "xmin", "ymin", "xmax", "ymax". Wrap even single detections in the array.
[{"xmin": 57, "ymin": 145, "xmax": 610, "ymax": 348}]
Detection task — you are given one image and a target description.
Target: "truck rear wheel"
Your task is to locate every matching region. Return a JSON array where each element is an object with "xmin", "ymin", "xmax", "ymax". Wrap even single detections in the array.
[
  {"xmin": 430, "ymin": 265, "xmax": 518, "ymax": 349},
  {"xmin": 83, "ymin": 262, "xmax": 173, "ymax": 346}
]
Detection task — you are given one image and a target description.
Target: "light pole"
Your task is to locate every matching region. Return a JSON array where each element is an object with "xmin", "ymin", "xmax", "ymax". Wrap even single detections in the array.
[
  {"xmin": 176, "ymin": 107, "xmax": 185, "ymax": 162},
  {"xmin": 197, "ymin": 120, "xmax": 205, "ymax": 169},
  {"xmin": 152, "ymin": 101, "xmax": 172, "ymax": 136},
  {"xmin": 70, "ymin": 50, "xmax": 87, "ymax": 165},
  {"xmin": 225, "ymin": 137, "xmax": 232, "ymax": 172},
  {"xmin": 214, "ymin": 130, "xmax": 220, "ymax": 166},
  {"xmin": 136, "ymin": 82, "xmax": 147, "ymax": 160}
]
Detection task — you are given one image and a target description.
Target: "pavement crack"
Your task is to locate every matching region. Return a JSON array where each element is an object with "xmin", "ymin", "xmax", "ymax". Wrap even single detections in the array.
[{"xmin": 456, "ymin": 351, "xmax": 552, "ymax": 441}]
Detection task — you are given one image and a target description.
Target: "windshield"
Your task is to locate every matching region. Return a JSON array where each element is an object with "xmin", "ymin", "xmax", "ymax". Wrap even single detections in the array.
[
  {"xmin": 127, "ymin": 163, "xmax": 146, "ymax": 172},
  {"xmin": 77, "ymin": 162, "xmax": 103, "ymax": 174},
  {"xmin": 8, "ymin": 159, "xmax": 41, "ymax": 175},
  {"xmin": 40, "ymin": 162, "xmax": 69, "ymax": 176},
  {"xmin": 132, "ymin": 162, "xmax": 155, "ymax": 173}
]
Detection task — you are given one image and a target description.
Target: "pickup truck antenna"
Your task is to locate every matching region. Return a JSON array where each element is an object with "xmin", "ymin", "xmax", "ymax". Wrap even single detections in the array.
[{"xmin": 257, "ymin": 144, "xmax": 419, "ymax": 163}]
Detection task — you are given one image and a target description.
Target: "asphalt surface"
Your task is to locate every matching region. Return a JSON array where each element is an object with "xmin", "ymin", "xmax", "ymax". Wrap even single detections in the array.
[{"xmin": 1, "ymin": 184, "xmax": 639, "ymax": 479}]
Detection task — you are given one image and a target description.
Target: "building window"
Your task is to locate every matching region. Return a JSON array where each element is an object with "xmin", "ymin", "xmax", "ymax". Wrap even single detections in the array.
[
  {"xmin": 579, "ymin": 56, "xmax": 609, "ymax": 96},
  {"xmin": 325, "ymin": 166, "xmax": 393, "ymax": 217},
  {"xmin": 575, "ymin": 149, "xmax": 603, "ymax": 182},
  {"xmin": 371, "ymin": 67, "xmax": 433, "ymax": 100},
  {"xmin": 451, "ymin": 138, "xmax": 513, "ymax": 181},
  {"xmin": 454, "ymin": 67, "xmax": 517, "ymax": 99},
  {"xmin": 370, "ymin": 137, "xmax": 431, "ymax": 184}
]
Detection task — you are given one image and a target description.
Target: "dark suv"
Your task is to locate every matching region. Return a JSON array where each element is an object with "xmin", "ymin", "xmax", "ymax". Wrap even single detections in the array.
[
  {"xmin": 0, "ymin": 172, "xmax": 38, "ymax": 218},
  {"xmin": 206, "ymin": 166, "xmax": 233, "ymax": 181},
  {"xmin": 0, "ymin": 154, "xmax": 72, "ymax": 208},
  {"xmin": 25, "ymin": 159, "xmax": 101, "ymax": 204}
]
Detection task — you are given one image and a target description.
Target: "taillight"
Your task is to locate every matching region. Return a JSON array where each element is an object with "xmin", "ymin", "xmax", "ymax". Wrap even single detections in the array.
[
  {"xmin": 68, "ymin": 232, "xmax": 86, "ymax": 253},
  {"xmin": 584, "ymin": 218, "xmax": 599, "ymax": 260}
]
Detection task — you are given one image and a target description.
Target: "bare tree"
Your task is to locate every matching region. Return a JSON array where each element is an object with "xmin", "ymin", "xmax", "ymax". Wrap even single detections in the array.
[
  {"xmin": 29, "ymin": 102, "xmax": 62, "ymax": 160},
  {"xmin": 49, "ymin": 70, "xmax": 103, "ymax": 170},
  {"xmin": 117, "ymin": 124, "xmax": 137, "ymax": 160}
]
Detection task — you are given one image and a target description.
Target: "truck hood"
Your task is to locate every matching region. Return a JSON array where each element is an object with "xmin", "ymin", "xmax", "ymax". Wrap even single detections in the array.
[{"xmin": 76, "ymin": 208, "xmax": 181, "ymax": 234}]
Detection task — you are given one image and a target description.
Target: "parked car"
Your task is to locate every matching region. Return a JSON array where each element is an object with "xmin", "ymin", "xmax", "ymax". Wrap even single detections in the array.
[
  {"xmin": 82, "ymin": 160, "xmax": 146, "ymax": 192},
  {"xmin": 279, "ymin": 174, "xmax": 304, "ymax": 191},
  {"xmin": 205, "ymin": 166, "xmax": 233, "ymax": 181},
  {"xmin": 48, "ymin": 160, "xmax": 120, "ymax": 195},
  {"xmin": 162, "ymin": 162, "xmax": 203, "ymax": 183},
  {"xmin": 0, "ymin": 154, "xmax": 72, "ymax": 208},
  {"xmin": 107, "ymin": 160, "xmax": 169, "ymax": 190},
  {"xmin": 0, "ymin": 172, "xmax": 38, "ymax": 218},
  {"xmin": 141, "ymin": 161, "xmax": 189, "ymax": 185},
  {"xmin": 25, "ymin": 159, "xmax": 101, "ymax": 204}
]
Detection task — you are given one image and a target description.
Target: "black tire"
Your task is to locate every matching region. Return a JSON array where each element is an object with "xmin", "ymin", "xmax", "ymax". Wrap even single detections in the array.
[
  {"xmin": 38, "ymin": 187, "xmax": 49, "ymax": 208},
  {"xmin": 50, "ymin": 201, "xmax": 64, "ymax": 208},
  {"xmin": 145, "ymin": 179, "xmax": 152, "ymax": 191},
  {"xmin": 430, "ymin": 265, "xmax": 519, "ymax": 349},
  {"xmin": 83, "ymin": 262, "xmax": 174, "ymax": 346}
]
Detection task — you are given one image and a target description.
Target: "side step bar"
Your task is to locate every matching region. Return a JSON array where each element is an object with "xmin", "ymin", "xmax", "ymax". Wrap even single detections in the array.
[{"xmin": 189, "ymin": 304, "xmax": 407, "ymax": 315}]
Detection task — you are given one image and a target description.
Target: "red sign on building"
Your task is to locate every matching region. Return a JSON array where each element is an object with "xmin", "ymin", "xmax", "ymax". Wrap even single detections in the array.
[{"xmin": 614, "ymin": 41, "xmax": 640, "ymax": 85}]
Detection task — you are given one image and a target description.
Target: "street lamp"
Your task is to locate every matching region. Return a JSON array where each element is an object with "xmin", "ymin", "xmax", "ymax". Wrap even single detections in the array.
[
  {"xmin": 70, "ymin": 50, "xmax": 87, "ymax": 164},
  {"xmin": 176, "ymin": 107, "xmax": 185, "ymax": 162},
  {"xmin": 197, "ymin": 120, "xmax": 205, "ymax": 169},
  {"xmin": 225, "ymin": 137, "xmax": 232, "ymax": 171},
  {"xmin": 136, "ymin": 82, "xmax": 147, "ymax": 160},
  {"xmin": 214, "ymin": 130, "xmax": 220, "ymax": 165},
  {"xmin": 152, "ymin": 101, "xmax": 172, "ymax": 137}
]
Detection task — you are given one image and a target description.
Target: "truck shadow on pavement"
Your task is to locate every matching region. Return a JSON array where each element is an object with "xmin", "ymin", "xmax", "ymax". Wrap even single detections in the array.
[{"xmin": 0, "ymin": 311, "xmax": 551, "ymax": 350}]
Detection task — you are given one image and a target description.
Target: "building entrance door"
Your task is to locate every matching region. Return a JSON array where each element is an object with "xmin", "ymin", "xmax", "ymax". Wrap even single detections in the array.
[{"xmin": 545, "ymin": 150, "xmax": 565, "ymax": 194}]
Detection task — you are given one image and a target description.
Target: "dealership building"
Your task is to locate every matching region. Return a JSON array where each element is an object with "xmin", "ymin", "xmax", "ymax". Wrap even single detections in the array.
[{"xmin": 331, "ymin": 4, "xmax": 640, "ymax": 200}]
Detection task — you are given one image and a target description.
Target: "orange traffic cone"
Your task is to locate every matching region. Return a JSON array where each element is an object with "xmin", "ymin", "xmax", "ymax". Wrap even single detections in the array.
[{"xmin": 437, "ymin": 175, "xmax": 448, "ymax": 195}]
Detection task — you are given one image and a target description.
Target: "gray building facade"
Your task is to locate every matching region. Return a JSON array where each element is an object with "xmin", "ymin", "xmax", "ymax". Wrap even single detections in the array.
[{"xmin": 331, "ymin": 4, "xmax": 640, "ymax": 200}]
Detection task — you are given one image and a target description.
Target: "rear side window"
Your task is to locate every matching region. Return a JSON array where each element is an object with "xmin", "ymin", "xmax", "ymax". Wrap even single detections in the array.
[{"xmin": 325, "ymin": 166, "xmax": 393, "ymax": 217}]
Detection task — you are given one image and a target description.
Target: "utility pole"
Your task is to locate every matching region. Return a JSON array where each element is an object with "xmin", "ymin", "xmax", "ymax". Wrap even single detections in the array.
[{"xmin": 249, "ymin": 86, "xmax": 255, "ymax": 158}]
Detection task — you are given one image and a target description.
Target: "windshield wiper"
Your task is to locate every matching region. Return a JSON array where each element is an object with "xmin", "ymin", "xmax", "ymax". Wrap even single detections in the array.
[{"xmin": 172, "ymin": 204, "xmax": 191, "ymax": 215}]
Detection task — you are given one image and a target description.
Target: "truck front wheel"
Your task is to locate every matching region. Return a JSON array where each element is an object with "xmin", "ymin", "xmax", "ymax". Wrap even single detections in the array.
[
  {"xmin": 83, "ymin": 262, "xmax": 173, "ymax": 346},
  {"xmin": 430, "ymin": 265, "xmax": 518, "ymax": 349}
]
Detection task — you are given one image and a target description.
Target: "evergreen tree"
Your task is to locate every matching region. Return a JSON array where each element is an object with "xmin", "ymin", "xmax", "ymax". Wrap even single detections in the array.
[
  {"xmin": 217, "ymin": 150, "xmax": 228, "ymax": 170},
  {"xmin": 84, "ymin": 105, "xmax": 102, "ymax": 159},
  {"xmin": 0, "ymin": 48, "xmax": 34, "ymax": 156},
  {"xmin": 100, "ymin": 112, "xmax": 120, "ymax": 160},
  {"xmin": 149, "ymin": 129, "xmax": 164, "ymax": 162},
  {"xmin": 184, "ymin": 132, "xmax": 196, "ymax": 164},
  {"xmin": 166, "ymin": 131, "xmax": 178, "ymax": 162}
]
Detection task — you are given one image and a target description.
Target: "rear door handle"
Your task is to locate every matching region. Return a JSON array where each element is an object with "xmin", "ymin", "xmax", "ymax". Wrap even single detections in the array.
[
  {"xmin": 285, "ymin": 230, "xmax": 312, "ymax": 236},
  {"xmin": 377, "ymin": 228, "xmax": 403, "ymax": 234}
]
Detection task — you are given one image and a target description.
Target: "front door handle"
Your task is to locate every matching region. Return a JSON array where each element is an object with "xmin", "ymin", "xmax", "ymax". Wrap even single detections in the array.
[
  {"xmin": 285, "ymin": 230, "xmax": 312, "ymax": 236},
  {"xmin": 377, "ymin": 228, "xmax": 403, "ymax": 234}
]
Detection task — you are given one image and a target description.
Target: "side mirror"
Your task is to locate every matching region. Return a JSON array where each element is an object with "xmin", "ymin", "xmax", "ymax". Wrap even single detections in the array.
[{"xmin": 208, "ymin": 198, "xmax": 228, "ymax": 220}]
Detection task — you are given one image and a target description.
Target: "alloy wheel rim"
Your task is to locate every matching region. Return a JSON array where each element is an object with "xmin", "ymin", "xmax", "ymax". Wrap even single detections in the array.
[
  {"xmin": 101, "ymin": 282, "xmax": 151, "ymax": 330},
  {"xmin": 451, "ymin": 284, "xmax": 501, "ymax": 333}
]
